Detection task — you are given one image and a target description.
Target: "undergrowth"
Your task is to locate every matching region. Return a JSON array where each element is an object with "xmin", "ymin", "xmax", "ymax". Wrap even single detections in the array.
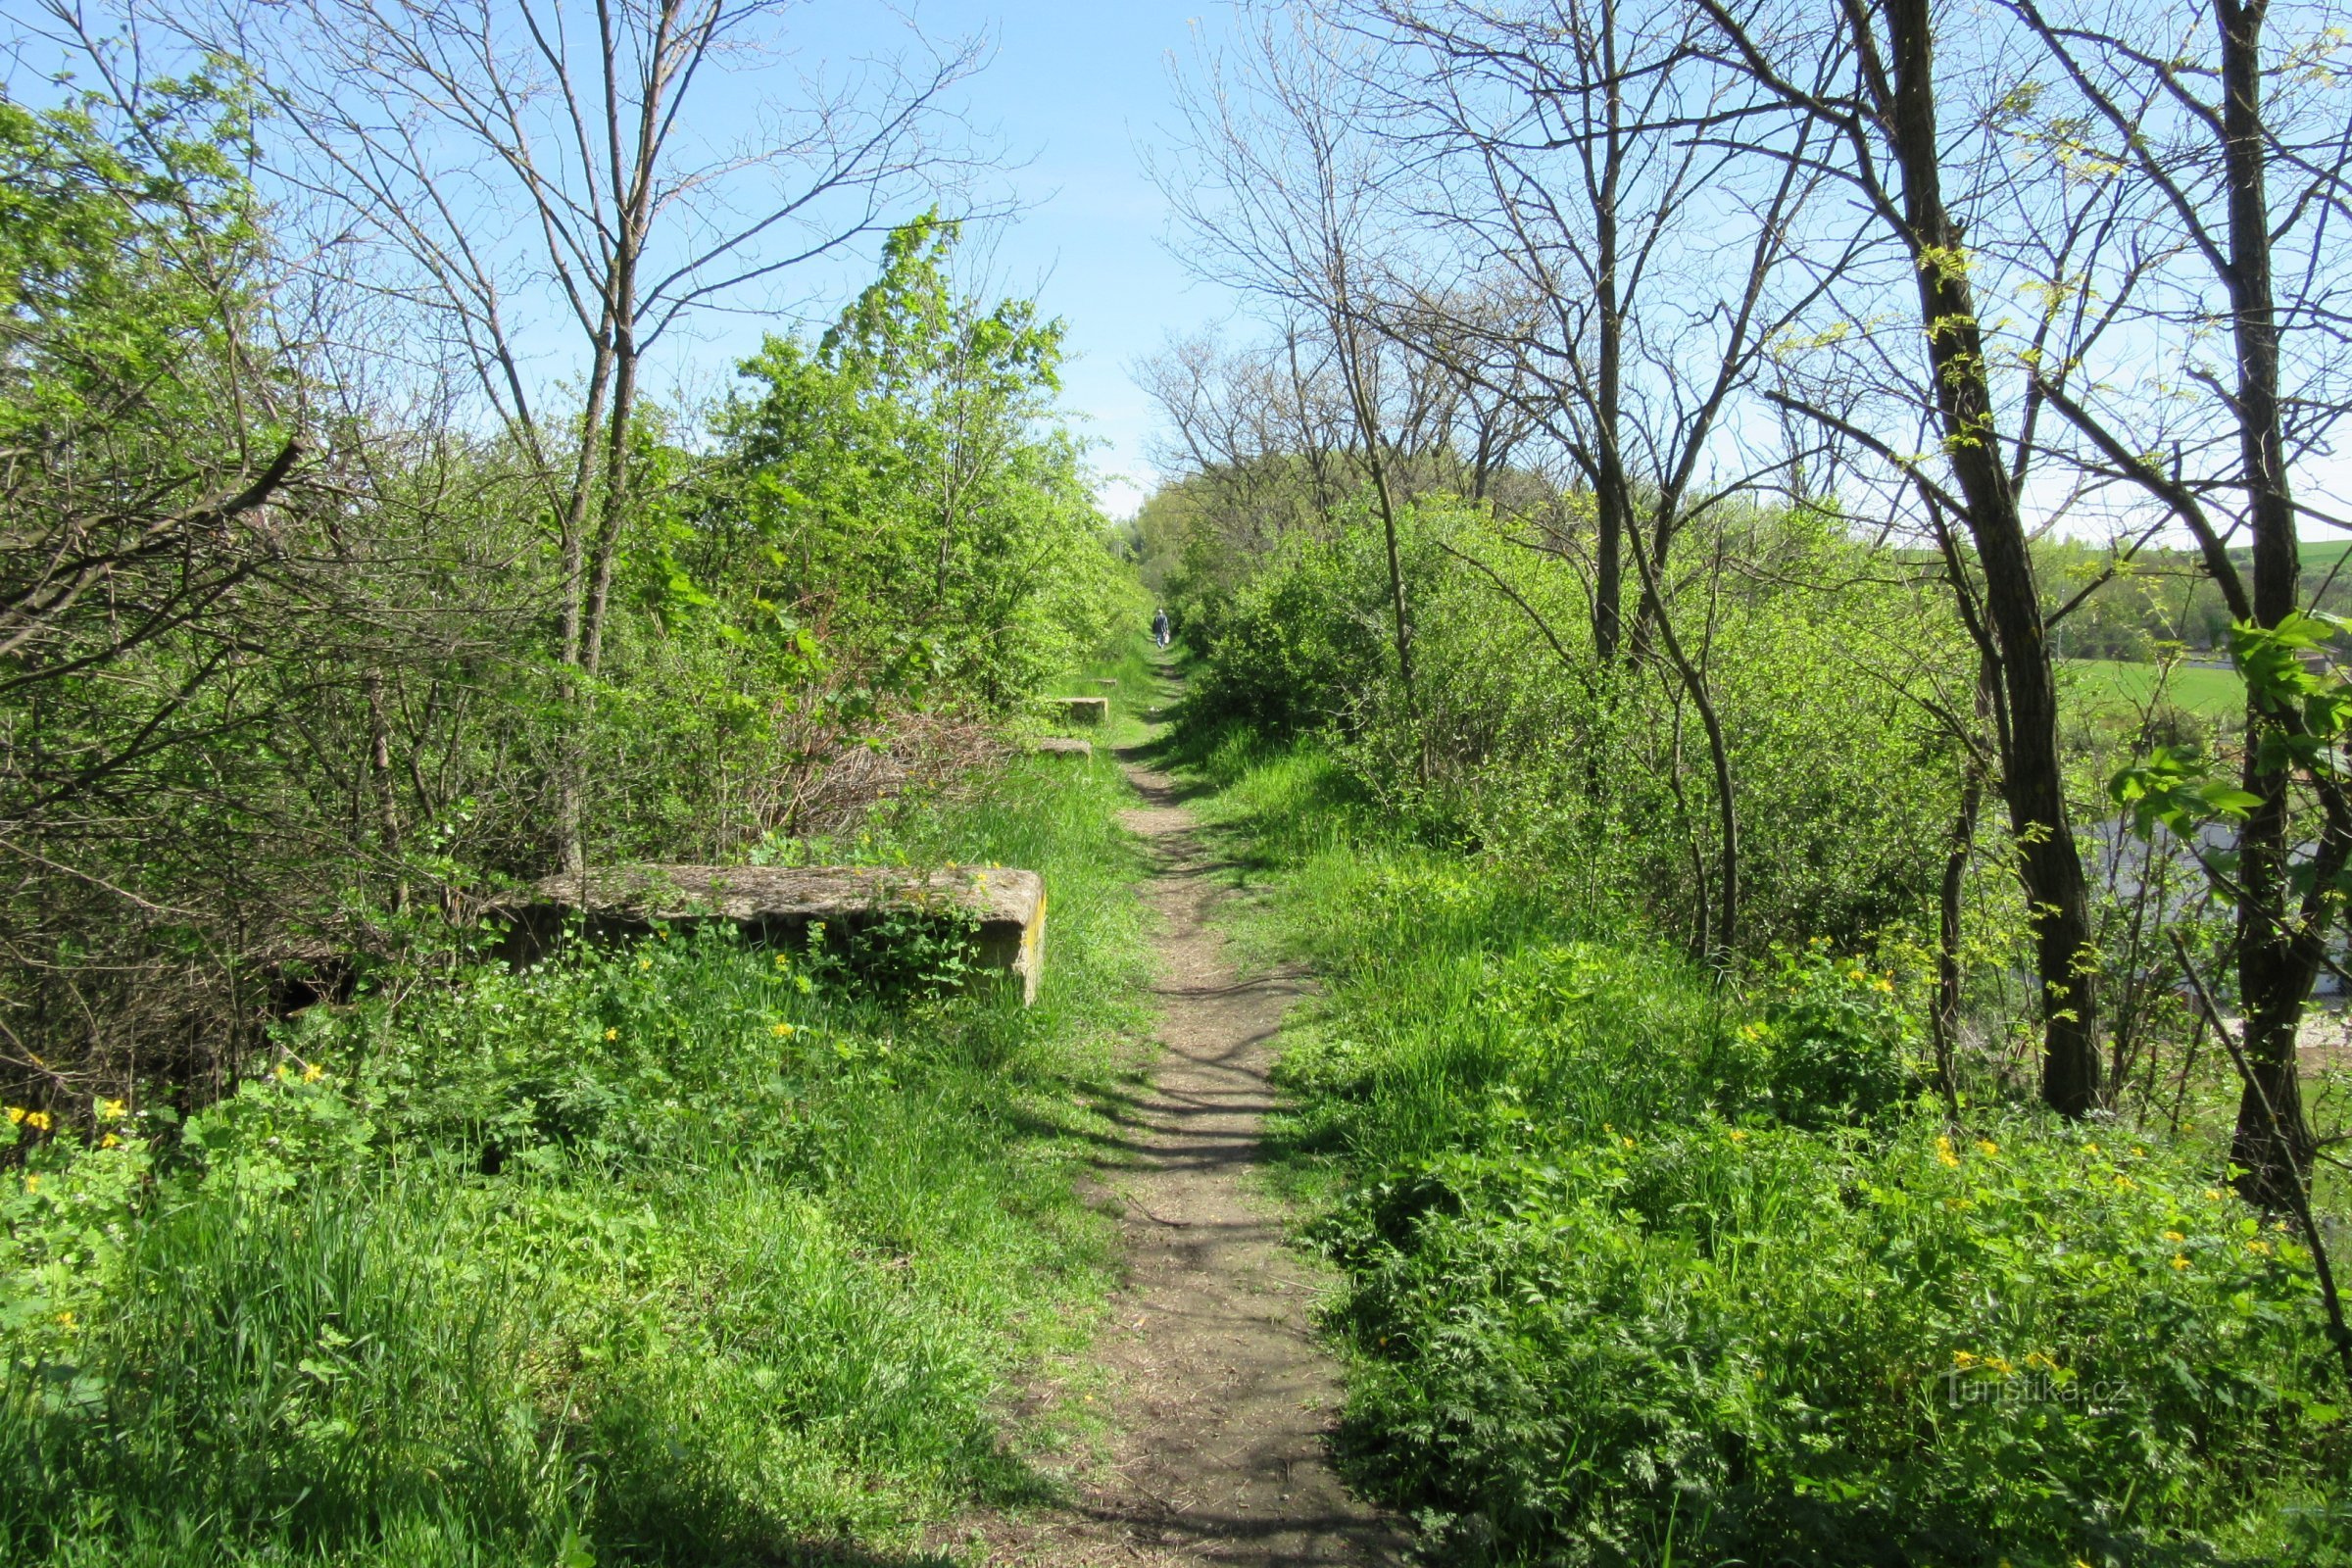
[
  {"xmin": 0, "ymin": 741, "xmax": 1152, "ymax": 1566},
  {"xmin": 1186, "ymin": 727, "xmax": 2352, "ymax": 1568}
]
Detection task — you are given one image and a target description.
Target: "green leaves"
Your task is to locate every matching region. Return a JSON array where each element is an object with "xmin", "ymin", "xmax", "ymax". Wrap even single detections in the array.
[
  {"xmin": 2229, "ymin": 611, "xmax": 2352, "ymax": 720},
  {"xmin": 2112, "ymin": 614, "xmax": 2352, "ymax": 841},
  {"xmin": 2110, "ymin": 745, "xmax": 2261, "ymax": 836},
  {"xmin": 714, "ymin": 214, "xmax": 1113, "ymax": 709}
]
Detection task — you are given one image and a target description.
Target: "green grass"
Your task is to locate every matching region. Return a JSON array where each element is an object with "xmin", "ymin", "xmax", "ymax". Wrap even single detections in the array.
[
  {"xmin": 0, "ymin": 680, "xmax": 1155, "ymax": 1566},
  {"xmin": 2059, "ymin": 657, "xmax": 2245, "ymax": 720},
  {"xmin": 1179, "ymin": 728, "xmax": 2352, "ymax": 1567}
]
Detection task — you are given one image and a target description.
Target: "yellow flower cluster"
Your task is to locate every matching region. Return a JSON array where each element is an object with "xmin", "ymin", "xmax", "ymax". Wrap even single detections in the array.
[{"xmin": 6, "ymin": 1106, "xmax": 51, "ymax": 1131}]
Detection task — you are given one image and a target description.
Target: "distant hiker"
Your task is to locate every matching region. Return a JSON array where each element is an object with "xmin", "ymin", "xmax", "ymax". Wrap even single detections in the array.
[{"xmin": 1152, "ymin": 608, "xmax": 1171, "ymax": 649}]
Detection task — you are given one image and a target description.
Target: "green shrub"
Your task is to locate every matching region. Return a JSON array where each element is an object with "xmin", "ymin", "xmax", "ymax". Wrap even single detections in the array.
[{"xmin": 1216, "ymin": 749, "xmax": 2352, "ymax": 1567}]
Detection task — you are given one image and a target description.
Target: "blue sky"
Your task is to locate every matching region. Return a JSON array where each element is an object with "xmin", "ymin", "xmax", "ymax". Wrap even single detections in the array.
[
  {"xmin": 8, "ymin": 0, "xmax": 1244, "ymax": 518},
  {"xmin": 776, "ymin": 1, "xmax": 1251, "ymax": 517}
]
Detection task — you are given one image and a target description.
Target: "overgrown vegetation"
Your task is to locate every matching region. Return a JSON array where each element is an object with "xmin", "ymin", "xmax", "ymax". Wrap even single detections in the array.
[
  {"xmin": 1187, "ymin": 733, "xmax": 2351, "ymax": 1564},
  {"xmin": 0, "ymin": 27, "xmax": 1144, "ymax": 1104},
  {"xmin": 2, "ymin": 740, "xmax": 1153, "ymax": 1565},
  {"xmin": 1127, "ymin": 0, "xmax": 2352, "ymax": 1553},
  {"xmin": 1, "ymin": 9, "xmax": 1163, "ymax": 1560}
]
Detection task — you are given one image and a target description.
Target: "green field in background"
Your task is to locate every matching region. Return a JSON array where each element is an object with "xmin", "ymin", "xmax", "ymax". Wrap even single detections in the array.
[{"xmin": 2058, "ymin": 658, "xmax": 2243, "ymax": 719}]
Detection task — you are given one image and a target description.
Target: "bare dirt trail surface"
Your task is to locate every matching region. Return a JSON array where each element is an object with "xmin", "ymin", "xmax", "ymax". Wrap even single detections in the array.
[{"xmin": 951, "ymin": 733, "xmax": 1408, "ymax": 1567}]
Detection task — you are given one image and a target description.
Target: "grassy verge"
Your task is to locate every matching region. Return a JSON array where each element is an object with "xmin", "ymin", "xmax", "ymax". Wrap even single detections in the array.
[
  {"xmin": 1180, "ymin": 727, "xmax": 2352, "ymax": 1568},
  {"xmin": 0, "ymin": 703, "xmax": 1152, "ymax": 1566}
]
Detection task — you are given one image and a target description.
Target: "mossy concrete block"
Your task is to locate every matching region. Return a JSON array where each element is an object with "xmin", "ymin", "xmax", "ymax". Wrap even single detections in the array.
[
  {"xmin": 1032, "ymin": 738, "xmax": 1093, "ymax": 758},
  {"xmin": 502, "ymin": 863, "xmax": 1047, "ymax": 1004},
  {"xmin": 1048, "ymin": 695, "xmax": 1109, "ymax": 725}
]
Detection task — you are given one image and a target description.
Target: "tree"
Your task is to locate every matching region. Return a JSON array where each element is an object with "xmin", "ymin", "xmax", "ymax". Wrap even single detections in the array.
[
  {"xmin": 1319, "ymin": 0, "xmax": 1865, "ymax": 957},
  {"xmin": 1156, "ymin": 10, "xmax": 1428, "ymax": 737},
  {"xmin": 1699, "ymin": 0, "xmax": 2108, "ymax": 1113},
  {"xmin": 209, "ymin": 0, "xmax": 990, "ymax": 868},
  {"xmin": 722, "ymin": 216, "xmax": 1122, "ymax": 708},
  {"xmin": 2001, "ymin": 0, "xmax": 2352, "ymax": 1203}
]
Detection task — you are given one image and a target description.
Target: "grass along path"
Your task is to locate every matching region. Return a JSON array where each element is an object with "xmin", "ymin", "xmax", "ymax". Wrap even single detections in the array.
[
  {"xmin": 1, "ymin": 665, "xmax": 1164, "ymax": 1567},
  {"xmin": 1180, "ymin": 734, "xmax": 2352, "ymax": 1566},
  {"xmin": 952, "ymin": 670, "xmax": 1405, "ymax": 1568}
]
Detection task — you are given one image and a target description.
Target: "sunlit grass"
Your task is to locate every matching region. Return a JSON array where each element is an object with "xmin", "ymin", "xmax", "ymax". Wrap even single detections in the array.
[
  {"xmin": 1191, "ymin": 731, "xmax": 2352, "ymax": 1567},
  {"xmin": 0, "ymin": 661, "xmax": 1153, "ymax": 1567}
]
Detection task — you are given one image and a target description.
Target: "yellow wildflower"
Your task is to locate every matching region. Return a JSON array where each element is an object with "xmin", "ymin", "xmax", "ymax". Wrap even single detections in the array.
[
  {"xmin": 2249, "ymin": 1240, "xmax": 2273, "ymax": 1256},
  {"xmin": 1875, "ymin": 976, "xmax": 1895, "ymax": 994},
  {"xmin": 1985, "ymin": 1356, "xmax": 2015, "ymax": 1375},
  {"xmin": 639, "ymin": 957, "xmax": 653, "ymax": 970},
  {"xmin": 2024, "ymin": 1351, "xmax": 2056, "ymax": 1371},
  {"xmin": 302, "ymin": 1062, "xmax": 324, "ymax": 1083},
  {"xmin": 2171, "ymin": 1254, "xmax": 2190, "ymax": 1270},
  {"xmin": 1936, "ymin": 1136, "xmax": 1960, "ymax": 1168},
  {"xmin": 1620, "ymin": 1136, "xmax": 1636, "ymax": 1151},
  {"xmin": 22, "ymin": 1109, "xmax": 50, "ymax": 1133},
  {"xmin": 3, "ymin": 1106, "xmax": 21, "ymax": 1123},
  {"xmin": 1977, "ymin": 1139, "xmax": 1999, "ymax": 1156},
  {"xmin": 772, "ymin": 1022, "xmax": 796, "ymax": 1038},
  {"xmin": 2085, "ymin": 1142, "xmax": 2101, "ymax": 1155},
  {"xmin": 98, "ymin": 1099, "xmax": 126, "ymax": 1121},
  {"xmin": 54, "ymin": 1311, "xmax": 73, "ymax": 1328},
  {"xmin": 1953, "ymin": 1349, "xmax": 1979, "ymax": 1367},
  {"xmin": 99, "ymin": 1134, "xmax": 121, "ymax": 1149},
  {"xmin": 2206, "ymin": 1188, "xmax": 2226, "ymax": 1202},
  {"xmin": 23, "ymin": 1174, "xmax": 38, "ymax": 1193},
  {"xmin": 1728, "ymin": 1128, "xmax": 1748, "ymax": 1142},
  {"xmin": 2163, "ymin": 1230, "xmax": 2185, "ymax": 1243},
  {"xmin": 604, "ymin": 1027, "xmax": 618, "ymax": 1042},
  {"xmin": 2115, "ymin": 1175, "xmax": 2137, "ymax": 1192}
]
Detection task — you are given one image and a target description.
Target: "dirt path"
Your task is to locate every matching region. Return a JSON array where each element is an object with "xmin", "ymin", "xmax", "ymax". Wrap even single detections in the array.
[{"xmin": 956, "ymin": 749, "xmax": 1407, "ymax": 1567}]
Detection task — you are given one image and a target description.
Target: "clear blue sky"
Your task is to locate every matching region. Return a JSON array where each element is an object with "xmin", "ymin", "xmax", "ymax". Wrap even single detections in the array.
[
  {"xmin": 20, "ymin": 1, "xmax": 1236, "ymax": 515},
  {"xmin": 786, "ymin": 1, "xmax": 1250, "ymax": 518}
]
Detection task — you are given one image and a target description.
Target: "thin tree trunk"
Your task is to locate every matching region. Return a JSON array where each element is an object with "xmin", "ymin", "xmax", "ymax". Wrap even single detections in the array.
[
  {"xmin": 2214, "ymin": 0, "xmax": 2323, "ymax": 1209},
  {"xmin": 1934, "ymin": 662, "xmax": 1992, "ymax": 1116},
  {"xmin": 1882, "ymin": 0, "xmax": 2100, "ymax": 1112}
]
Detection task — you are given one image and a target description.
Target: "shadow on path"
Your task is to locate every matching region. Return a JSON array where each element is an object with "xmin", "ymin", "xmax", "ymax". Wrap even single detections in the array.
[{"xmin": 944, "ymin": 704, "xmax": 1407, "ymax": 1567}]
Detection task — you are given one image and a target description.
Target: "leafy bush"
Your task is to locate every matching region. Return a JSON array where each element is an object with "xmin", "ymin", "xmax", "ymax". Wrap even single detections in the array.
[
  {"xmin": 1215, "ymin": 761, "xmax": 2352, "ymax": 1567},
  {"xmin": 1716, "ymin": 941, "xmax": 1922, "ymax": 1128},
  {"xmin": 1182, "ymin": 528, "xmax": 1392, "ymax": 736}
]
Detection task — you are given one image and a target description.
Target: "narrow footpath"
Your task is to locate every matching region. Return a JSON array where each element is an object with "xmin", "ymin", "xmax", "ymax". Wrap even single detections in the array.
[{"xmin": 960, "ymin": 744, "xmax": 1407, "ymax": 1567}]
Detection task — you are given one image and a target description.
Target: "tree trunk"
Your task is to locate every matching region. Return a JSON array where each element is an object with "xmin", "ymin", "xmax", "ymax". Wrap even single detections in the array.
[
  {"xmin": 1883, "ymin": 0, "xmax": 2101, "ymax": 1113},
  {"xmin": 2205, "ymin": 0, "xmax": 2327, "ymax": 1209}
]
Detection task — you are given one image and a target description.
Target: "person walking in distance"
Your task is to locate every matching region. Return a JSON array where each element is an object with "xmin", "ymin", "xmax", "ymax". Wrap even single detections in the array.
[{"xmin": 1152, "ymin": 607, "xmax": 1171, "ymax": 650}]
